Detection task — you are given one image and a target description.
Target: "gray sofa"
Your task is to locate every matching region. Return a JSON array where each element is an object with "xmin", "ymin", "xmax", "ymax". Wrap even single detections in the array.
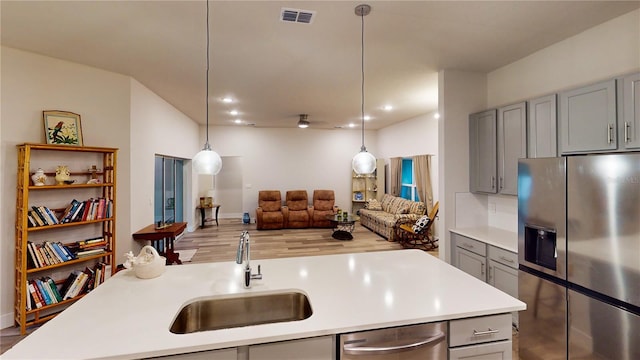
[{"xmin": 359, "ymin": 194, "xmax": 426, "ymax": 241}]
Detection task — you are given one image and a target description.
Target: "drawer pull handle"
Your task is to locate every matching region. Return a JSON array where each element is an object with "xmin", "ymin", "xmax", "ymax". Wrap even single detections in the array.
[
  {"xmin": 473, "ymin": 328, "xmax": 499, "ymax": 336},
  {"xmin": 499, "ymin": 256, "xmax": 515, "ymax": 263},
  {"xmin": 343, "ymin": 332, "xmax": 446, "ymax": 355},
  {"xmin": 462, "ymin": 243, "xmax": 473, "ymax": 249}
]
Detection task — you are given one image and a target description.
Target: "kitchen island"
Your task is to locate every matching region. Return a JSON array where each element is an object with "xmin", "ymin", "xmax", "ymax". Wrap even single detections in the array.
[{"xmin": 4, "ymin": 250, "xmax": 525, "ymax": 359}]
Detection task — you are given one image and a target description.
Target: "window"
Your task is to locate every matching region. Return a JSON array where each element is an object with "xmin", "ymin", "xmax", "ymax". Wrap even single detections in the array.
[
  {"xmin": 400, "ymin": 158, "xmax": 419, "ymax": 201},
  {"xmin": 154, "ymin": 156, "xmax": 184, "ymax": 224}
]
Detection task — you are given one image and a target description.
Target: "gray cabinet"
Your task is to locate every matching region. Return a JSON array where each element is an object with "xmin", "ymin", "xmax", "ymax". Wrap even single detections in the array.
[
  {"xmin": 449, "ymin": 313, "xmax": 512, "ymax": 360},
  {"xmin": 469, "ymin": 103, "xmax": 526, "ymax": 196},
  {"xmin": 528, "ymin": 94, "xmax": 557, "ymax": 158},
  {"xmin": 249, "ymin": 336, "xmax": 335, "ymax": 360},
  {"xmin": 469, "ymin": 109, "xmax": 497, "ymax": 194},
  {"xmin": 453, "ymin": 234, "xmax": 487, "ymax": 282},
  {"xmin": 620, "ymin": 72, "xmax": 640, "ymax": 150},
  {"xmin": 497, "ymin": 102, "xmax": 527, "ymax": 195},
  {"xmin": 559, "ymin": 79, "xmax": 617, "ymax": 154}
]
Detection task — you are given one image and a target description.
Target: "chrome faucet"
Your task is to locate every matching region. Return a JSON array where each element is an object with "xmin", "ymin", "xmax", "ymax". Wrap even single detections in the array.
[{"xmin": 236, "ymin": 230, "xmax": 262, "ymax": 288}]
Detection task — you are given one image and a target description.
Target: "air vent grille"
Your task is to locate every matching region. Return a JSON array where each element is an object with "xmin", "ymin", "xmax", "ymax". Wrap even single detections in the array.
[{"xmin": 280, "ymin": 8, "xmax": 316, "ymax": 24}]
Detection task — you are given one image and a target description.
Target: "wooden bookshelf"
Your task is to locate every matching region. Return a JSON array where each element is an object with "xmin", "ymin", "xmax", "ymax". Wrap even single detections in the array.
[{"xmin": 14, "ymin": 143, "xmax": 118, "ymax": 334}]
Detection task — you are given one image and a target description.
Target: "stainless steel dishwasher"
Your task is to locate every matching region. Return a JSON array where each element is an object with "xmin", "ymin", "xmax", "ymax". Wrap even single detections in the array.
[{"xmin": 339, "ymin": 322, "xmax": 447, "ymax": 359}]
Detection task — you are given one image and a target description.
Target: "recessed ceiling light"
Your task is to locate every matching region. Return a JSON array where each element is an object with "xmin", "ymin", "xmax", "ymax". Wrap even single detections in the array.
[
  {"xmin": 230, "ymin": 110, "xmax": 238, "ymax": 116},
  {"xmin": 363, "ymin": 115, "xmax": 371, "ymax": 121},
  {"xmin": 434, "ymin": 112, "xmax": 440, "ymax": 119},
  {"xmin": 348, "ymin": 123, "xmax": 355, "ymax": 128},
  {"xmin": 234, "ymin": 119, "xmax": 242, "ymax": 124},
  {"xmin": 222, "ymin": 97, "xmax": 233, "ymax": 103},
  {"xmin": 383, "ymin": 105, "xmax": 393, "ymax": 111}
]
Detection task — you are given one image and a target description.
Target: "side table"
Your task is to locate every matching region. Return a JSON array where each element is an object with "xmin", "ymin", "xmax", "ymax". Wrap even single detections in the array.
[
  {"xmin": 196, "ymin": 204, "xmax": 220, "ymax": 228},
  {"xmin": 132, "ymin": 222, "xmax": 187, "ymax": 265}
]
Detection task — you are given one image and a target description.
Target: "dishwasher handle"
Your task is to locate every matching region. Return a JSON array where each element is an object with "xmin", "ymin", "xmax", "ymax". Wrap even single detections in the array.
[{"xmin": 343, "ymin": 331, "xmax": 446, "ymax": 355}]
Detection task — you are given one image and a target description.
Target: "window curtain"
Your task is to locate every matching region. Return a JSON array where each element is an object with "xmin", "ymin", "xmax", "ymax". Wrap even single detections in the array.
[
  {"xmin": 413, "ymin": 155, "xmax": 433, "ymax": 212},
  {"xmin": 390, "ymin": 157, "xmax": 402, "ymax": 196}
]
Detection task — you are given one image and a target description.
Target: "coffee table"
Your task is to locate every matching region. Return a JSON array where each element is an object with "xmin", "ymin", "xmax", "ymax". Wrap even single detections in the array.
[{"xmin": 326, "ymin": 214, "xmax": 359, "ymax": 240}]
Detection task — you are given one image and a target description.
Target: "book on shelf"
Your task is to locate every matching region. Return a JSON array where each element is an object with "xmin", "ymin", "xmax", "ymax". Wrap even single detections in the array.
[
  {"xmin": 40, "ymin": 278, "xmax": 59, "ymax": 305},
  {"xmin": 45, "ymin": 277, "xmax": 63, "ymax": 302},
  {"xmin": 27, "ymin": 281, "xmax": 43, "ymax": 309},
  {"xmin": 50, "ymin": 242, "xmax": 72, "ymax": 261},
  {"xmin": 27, "ymin": 242, "xmax": 40, "ymax": 268},
  {"xmin": 30, "ymin": 207, "xmax": 49, "ymax": 226},
  {"xmin": 59, "ymin": 199, "xmax": 80, "ymax": 223},
  {"xmin": 44, "ymin": 242, "xmax": 64, "ymax": 263},
  {"xmin": 61, "ymin": 271, "xmax": 82, "ymax": 300},
  {"xmin": 25, "ymin": 281, "xmax": 33, "ymax": 311},
  {"xmin": 56, "ymin": 242, "xmax": 76, "ymax": 260},
  {"xmin": 28, "ymin": 210, "xmax": 44, "ymax": 227},
  {"xmin": 75, "ymin": 248, "xmax": 107, "ymax": 258},
  {"xmin": 33, "ymin": 278, "xmax": 53, "ymax": 305}
]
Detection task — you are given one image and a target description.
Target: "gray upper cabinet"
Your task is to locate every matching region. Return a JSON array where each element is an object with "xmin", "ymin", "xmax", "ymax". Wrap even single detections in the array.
[
  {"xmin": 559, "ymin": 79, "xmax": 617, "ymax": 154},
  {"xmin": 498, "ymin": 102, "xmax": 527, "ymax": 195},
  {"xmin": 469, "ymin": 109, "xmax": 497, "ymax": 194},
  {"xmin": 528, "ymin": 94, "xmax": 557, "ymax": 158},
  {"xmin": 620, "ymin": 72, "xmax": 640, "ymax": 150}
]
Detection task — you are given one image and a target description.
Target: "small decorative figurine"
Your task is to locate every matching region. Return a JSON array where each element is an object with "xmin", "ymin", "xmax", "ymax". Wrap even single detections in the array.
[
  {"xmin": 31, "ymin": 168, "xmax": 47, "ymax": 186},
  {"xmin": 54, "ymin": 165, "xmax": 71, "ymax": 185}
]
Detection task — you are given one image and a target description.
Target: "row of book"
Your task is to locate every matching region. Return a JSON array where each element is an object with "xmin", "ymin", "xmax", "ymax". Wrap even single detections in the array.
[
  {"xmin": 27, "ymin": 238, "xmax": 108, "ymax": 269},
  {"xmin": 26, "ymin": 263, "xmax": 112, "ymax": 310},
  {"xmin": 27, "ymin": 197, "xmax": 113, "ymax": 227}
]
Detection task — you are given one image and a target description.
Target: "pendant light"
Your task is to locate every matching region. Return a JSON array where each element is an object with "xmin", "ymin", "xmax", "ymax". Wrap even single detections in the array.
[
  {"xmin": 193, "ymin": 0, "xmax": 222, "ymax": 175},
  {"xmin": 351, "ymin": 4, "xmax": 376, "ymax": 175}
]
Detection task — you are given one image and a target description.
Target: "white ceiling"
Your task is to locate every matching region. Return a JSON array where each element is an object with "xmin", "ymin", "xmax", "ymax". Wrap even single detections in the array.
[{"xmin": 2, "ymin": 1, "xmax": 639, "ymax": 130}]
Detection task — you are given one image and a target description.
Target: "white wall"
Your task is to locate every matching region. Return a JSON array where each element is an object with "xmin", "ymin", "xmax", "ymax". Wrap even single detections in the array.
[
  {"xmin": 438, "ymin": 70, "xmax": 488, "ymax": 263},
  {"xmin": 207, "ymin": 125, "xmax": 377, "ymax": 215},
  {"xmin": 0, "ymin": 46, "xmax": 131, "ymax": 327},
  {"xmin": 377, "ymin": 111, "xmax": 440, "ymax": 198},
  {"xmin": 129, "ymin": 79, "xmax": 201, "ymax": 236}
]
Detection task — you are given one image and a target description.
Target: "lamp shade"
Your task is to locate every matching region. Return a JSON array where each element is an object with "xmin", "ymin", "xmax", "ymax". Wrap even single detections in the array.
[
  {"xmin": 352, "ymin": 150, "xmax": 376, "ymax": 175},
  {"xmin": 193, "ymin": 148, "xmax": 222, "ymax": 175}
]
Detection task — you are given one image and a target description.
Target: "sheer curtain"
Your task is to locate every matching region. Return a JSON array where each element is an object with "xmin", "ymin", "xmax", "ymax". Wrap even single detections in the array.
[
  {"xmin": 413, "ymin": 155, "xmax": 433, "ymax": 212},
  {"xmin": 390, "ymin": 157, "xmax": 402, "ymax": 196}
]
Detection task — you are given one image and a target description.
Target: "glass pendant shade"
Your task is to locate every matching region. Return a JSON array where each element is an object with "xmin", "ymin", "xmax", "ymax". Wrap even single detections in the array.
[
  {"xmin": 352, "ymin": 150, "xmax": 376, "ymax": 175},
  {"xmin": 193, "ymin": 147, "xmax": 222, "ymax": 175}
]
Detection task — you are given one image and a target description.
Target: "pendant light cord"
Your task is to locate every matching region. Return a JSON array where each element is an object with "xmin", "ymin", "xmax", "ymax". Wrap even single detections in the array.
[
  {"xmin": 360, "ymin": 9, "xmax": 366, "ymax": 152},
  {"xmin": 204, "ymin": 0, "xmax": 211, "ymax": 150}
]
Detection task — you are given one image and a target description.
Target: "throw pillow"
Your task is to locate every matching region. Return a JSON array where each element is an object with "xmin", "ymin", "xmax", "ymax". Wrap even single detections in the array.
[
  {"xmin": 412, "ymin": 215, "xmax": 431, "ymax": 233},
  {"xmin": 366, "ymin": 199, "xmax": 383, "ymax": 211}
]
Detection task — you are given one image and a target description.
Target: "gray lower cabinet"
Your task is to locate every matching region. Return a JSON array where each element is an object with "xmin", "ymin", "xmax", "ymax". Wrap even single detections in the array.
[
  {"xmin": 559, "ymin": 79, "xmax": 618, "ymax": 154},
  {"xmin": 453, "ymin": 234, "xmax": 487, "ymax": 282},
  {"xmin": 527, "ymin": 94, "xmax": 557, "ymax": 158},
  {"xmin": 497, "ymin": 102, "xmax": 527, "ymax": 195},
  {"xmin": 469, "ymin": 109, "xmax": 498, "ymax": 193},
  {"xmin": 449, "ymin": 313, "xmax": 513, "ymax": 360},
  {"xmin": 620, "ymin": 72, "xmax": 640, "ymax": 150},
  {"xmin": 452, "ymin": 232, "xmax": 519, "ymax": 328}
]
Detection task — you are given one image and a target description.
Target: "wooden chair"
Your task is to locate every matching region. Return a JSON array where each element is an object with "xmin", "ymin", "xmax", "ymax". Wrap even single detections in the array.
[{"xmin": 394, "ymin": 201, "xmax": 439, "ymax": 251}]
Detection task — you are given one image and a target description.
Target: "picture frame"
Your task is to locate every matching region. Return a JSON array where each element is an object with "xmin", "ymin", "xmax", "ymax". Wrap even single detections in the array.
[{"xmin": 43, "ymin": 110, "xmax": 83, "ymax": 146}]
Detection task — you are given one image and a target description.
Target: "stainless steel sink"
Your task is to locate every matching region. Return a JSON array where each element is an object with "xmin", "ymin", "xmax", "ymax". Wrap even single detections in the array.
[{"xmin": 170, "ymin": 291, "xmax": 312, "ymax": 334}]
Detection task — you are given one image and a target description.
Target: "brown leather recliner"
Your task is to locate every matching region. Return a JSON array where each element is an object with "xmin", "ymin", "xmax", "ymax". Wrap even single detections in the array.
[
  {"xmin": 309, "ymin": 190, "xmax": 338, "ymax": 228},
  {"xmin": 256, "ymin": 190, "xmax": 284, "ymax": 230},
  {"xmin": 284, "ymin": 190, "xmax": 311, "ymax": 228}
]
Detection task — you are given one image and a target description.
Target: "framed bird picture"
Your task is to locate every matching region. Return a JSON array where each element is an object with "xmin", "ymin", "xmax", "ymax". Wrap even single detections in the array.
[{"xmin": 43, "ymin": 110, "xmax": 83, "ymax": 146}]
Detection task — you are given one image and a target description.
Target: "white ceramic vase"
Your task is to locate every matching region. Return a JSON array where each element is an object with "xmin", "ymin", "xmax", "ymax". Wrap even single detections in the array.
[{"xmin": 31, "ymin": 168, "xmax": 47, "ymax": 186}]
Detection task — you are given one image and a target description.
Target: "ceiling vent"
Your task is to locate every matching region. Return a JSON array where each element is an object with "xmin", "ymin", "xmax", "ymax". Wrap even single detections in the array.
[{"xmin": 280, "ymin": 8, "xmax": 316, "ymax": 24}]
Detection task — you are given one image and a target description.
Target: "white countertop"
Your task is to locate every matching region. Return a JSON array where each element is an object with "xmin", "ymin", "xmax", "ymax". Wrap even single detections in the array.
[
  {"xmin": 450, "ymin": 226, "xmax": 518, "ymax": 253},
  {"xmin": 5, "ymin": 250, "xmax": 525, "ymax": 359}
]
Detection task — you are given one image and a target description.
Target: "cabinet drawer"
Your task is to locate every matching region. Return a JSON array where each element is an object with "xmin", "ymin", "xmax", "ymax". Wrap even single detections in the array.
[
  {"xmin": 449, "ymin": 313, "xmax": 511, "ymax": 347},
  {"xmin": 488, "ymin": 246, "xmax": 518, "ymax": 268},
  {"xmin": 455, "ymin": 235, "xmax": 486, "ymax": 257}
]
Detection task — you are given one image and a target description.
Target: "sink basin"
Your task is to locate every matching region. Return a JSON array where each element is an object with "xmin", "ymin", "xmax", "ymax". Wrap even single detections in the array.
[{"xmin": 170, "ymin": 291, "xmax": 312, "ymax": 334}]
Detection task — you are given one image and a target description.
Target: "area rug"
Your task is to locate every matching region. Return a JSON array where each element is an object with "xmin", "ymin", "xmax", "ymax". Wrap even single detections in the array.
[{"xmin": 177, "ymin": 249, "xmax": 197, "ymax": 262}]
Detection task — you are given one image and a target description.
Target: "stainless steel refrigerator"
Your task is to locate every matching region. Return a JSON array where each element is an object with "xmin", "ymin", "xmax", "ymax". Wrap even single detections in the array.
[{"xmin": 517, "ymin": 153, "xmax": 640, "ymax": 360}]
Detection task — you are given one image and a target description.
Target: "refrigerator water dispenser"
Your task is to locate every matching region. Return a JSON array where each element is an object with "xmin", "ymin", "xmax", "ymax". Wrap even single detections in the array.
[{"xmin": 524, "ymin": 225, "xmax": 557, "ymax": 271}]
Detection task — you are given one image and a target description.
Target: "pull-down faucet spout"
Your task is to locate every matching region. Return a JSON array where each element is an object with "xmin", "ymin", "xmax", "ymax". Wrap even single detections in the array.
[{"xmin": 236, "ymin": 230, "xmax": 262, "ymax": 288}]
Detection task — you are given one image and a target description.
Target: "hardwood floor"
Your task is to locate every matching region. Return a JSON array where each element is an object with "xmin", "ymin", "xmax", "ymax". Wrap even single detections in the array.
[{"xmin": 173, "ymin": 218, "xmax": 424, "ymax": 262}]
